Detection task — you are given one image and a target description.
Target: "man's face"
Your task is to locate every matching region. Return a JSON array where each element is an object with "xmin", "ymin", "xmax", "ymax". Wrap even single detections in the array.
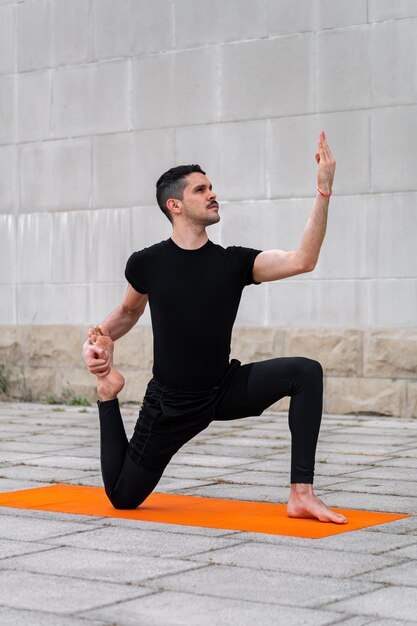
[{"xmin": 179, "ymin": 172, "xmax": 220, "ymax": 226}]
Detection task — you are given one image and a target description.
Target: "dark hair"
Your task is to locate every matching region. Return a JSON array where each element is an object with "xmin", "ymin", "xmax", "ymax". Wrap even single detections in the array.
[{"xmin": 156, "ymin": 164, "xmax": 206, "ymax": 222}]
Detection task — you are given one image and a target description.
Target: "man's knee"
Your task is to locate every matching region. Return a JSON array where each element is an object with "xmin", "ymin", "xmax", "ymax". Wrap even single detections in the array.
[
  {"xmin": 295, "ymin": 357, "xmax": 323, "ymax": 380},
  {"xmin": 107, "ymin": 489, "xmax": 146, "ymax": 510}
]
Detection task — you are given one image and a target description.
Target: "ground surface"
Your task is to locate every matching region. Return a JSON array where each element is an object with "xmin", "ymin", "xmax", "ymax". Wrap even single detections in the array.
[{"xmin": 0, "ymin": 401, "xmax": 416, "ymax": 626}]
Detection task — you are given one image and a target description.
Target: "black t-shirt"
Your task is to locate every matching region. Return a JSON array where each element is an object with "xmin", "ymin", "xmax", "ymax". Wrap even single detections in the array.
[{"xmin": 125, "ymin": 238, "xmax": 262, "ymax": 391}]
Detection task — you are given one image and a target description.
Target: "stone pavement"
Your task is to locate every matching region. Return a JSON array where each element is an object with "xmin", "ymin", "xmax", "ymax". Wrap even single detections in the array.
[{"xmin": 0, "ymin": 401, "xmax": 416, "ymax": 626}]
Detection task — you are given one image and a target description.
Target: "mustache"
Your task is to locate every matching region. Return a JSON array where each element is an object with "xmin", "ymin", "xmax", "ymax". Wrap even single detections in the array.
[{"xmin": 207, "ymin": 201, "xmax": 219, "ymax": 209}]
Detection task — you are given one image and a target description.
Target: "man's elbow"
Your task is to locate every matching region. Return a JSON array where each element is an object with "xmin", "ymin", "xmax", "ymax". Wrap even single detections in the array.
[
  {"xmin": 302, "ymin": 260, "xmax": 316, "ymax": 273},
  {"xmin": 296, "ymin": 252, "xmax": 316, "ymax": 274}
]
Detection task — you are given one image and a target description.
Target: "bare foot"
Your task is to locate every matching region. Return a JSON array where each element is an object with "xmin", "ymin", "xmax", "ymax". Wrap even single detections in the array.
[
  {"xmin": 287, "ymin": 483, "xmax": 348, "ymax": 524},
  {"xmin": 89, "ymin": 326, "xmax": 125, "ymax": 401}
]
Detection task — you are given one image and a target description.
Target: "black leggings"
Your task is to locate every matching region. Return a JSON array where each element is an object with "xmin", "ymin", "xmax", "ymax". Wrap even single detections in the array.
[{"xmin": 98, "ymin": 357, "xmax": 323, "ymax": 509}]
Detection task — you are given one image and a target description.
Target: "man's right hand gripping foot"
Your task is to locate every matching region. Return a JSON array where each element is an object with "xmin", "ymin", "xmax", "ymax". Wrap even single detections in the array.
[{"xmin": 82, "ymin": 325, "xmax": 125, "ymax": 401}]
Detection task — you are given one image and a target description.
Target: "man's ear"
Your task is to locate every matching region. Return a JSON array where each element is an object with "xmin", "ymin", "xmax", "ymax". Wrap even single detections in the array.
[{"xmin": 166, "ymin": 198, "xmax": 182, "ymax": 217}]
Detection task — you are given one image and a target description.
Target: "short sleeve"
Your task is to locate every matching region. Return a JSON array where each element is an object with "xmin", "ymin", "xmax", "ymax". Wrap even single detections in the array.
[
  {"xmin": 125, "ymin": 251, "xmax": 148, "ymax": 294},
  {"xmin": 229, "ymin": 246, "xmax": 262, "ymax": 287}
]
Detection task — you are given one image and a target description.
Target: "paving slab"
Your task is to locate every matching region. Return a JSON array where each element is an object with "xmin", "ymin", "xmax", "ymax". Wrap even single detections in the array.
[
  {"xmin": 44, "ymin": 525, "xmax": 244, "ymax": 559},
  {"xmin": 188, "ymin": 540, "xmax": 402, "ymax": 578},
  {"xmin": 0, "ymin": 514, "xmax": 100, "ymax": 542},
  {"xmin": 291, "ymin": 528, "xmax": 417, "ymax": 554},
  {"xmin": 4, "ymin": 545, "xmax": 203, "ymax": 584},
  {"xmin": 0, "ymin": 538, "xmax": 53, "ymax": 559},
  {"xmin": 0, "ymin": 569, "xmax": 146, "ymax": 614},
  {"xmin": 327, "ymin": 586, "xmax": 417, "ymax": 622},
  {"xmin": 0, "ymin": 606, "xmax": 108, "ymax": 626},
  {"xmin": 143, "ymin": 563, "xmax": 382, "ymax": 607},
  {"xmin": 81, "ymin": 589, "xmax": 343, "ymax": 626}
]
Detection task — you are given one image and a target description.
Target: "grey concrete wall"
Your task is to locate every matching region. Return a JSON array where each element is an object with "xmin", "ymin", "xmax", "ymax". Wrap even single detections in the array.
[
  {"xmin": 1, "ymin": 0, "xmax": 416, "ymax": 413},
  {"xmin": 1, "ymin": 1, "xmax": 417, "ymax": 328}
]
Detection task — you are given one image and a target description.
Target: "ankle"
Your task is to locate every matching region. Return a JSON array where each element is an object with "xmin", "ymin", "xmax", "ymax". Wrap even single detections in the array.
[{"xmin": 291, "ymin": 483, "xmax": 314, "ymax": 496}]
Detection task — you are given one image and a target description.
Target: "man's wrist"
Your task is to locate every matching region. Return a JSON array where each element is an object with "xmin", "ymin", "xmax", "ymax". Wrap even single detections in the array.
[{"xmin": 317, "ymin": 187, "xmax": 332, "ymax": 198}]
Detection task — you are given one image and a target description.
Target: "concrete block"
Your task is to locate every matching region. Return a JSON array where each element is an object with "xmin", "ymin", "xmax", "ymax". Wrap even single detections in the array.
[
  {"xmin": 371, "ymin": 107, "xmax": 417, "ymax": 192},
  {"xmin": 132, "ymin": 47, "xmax": 218, "ymax": 129},
  {"xmin": 17, "ymin": 0, "xmax": 51, "ymax": 71},
  {"xmin": 92, "ymin": 0, "xmax": 132, "ymax": 59},
  {"xmin": 19, "ymin": 139, "xmax": 91, "ymax": 212},
  {"xmin": 120, "ymin": 368, "xmax": 152, "ymax": 403},
  {"xmin": 325, "ymin": 377, "xmax": 407, "ymax": 416},
  {"xmin": 0, "ymin": 5, "xmax": 15, "ymax": 74},
  {"xmin": 131, "ymin": 206, "xmax": 172, "ymax": 252},
  {"xmin": 235, "ymin": 283, "xmax": 267, "ymax": 326},
  {"xmin": 315, "ymin": 0, "xmax": 368, "ymax": 29},
  {"xmin": 15, "ymin": 366, "xmax": 55, "ymax": 401},
  {"xmin": 130, "ymin": 0, "xmax": 174, "ymax": 55},
  {"xmin": 285, "ymin": 329, "xmax": 362, "ymax": 376},
  {"xmin": 52, "ymin": 61, "xmax": 129, "ymax": 138},
  {"xmin": 50, "ymin": 208, "xmax": 131, "ymax": 284},
  {"xmin": 221, "ymin": 34, "xmax": 315, "ymax": 121},
  {"xmin": 17, "ymin": 213, "xmax": 52, "ymax": 284},
  {"xmin": 115, "ymin": 327, "xmax": 152, "ymax": 369},
  {"xmin": 407, "ymin": 381, "xmax": 417, "ymax": 418},
  {"xmin": 17, "ymin": 70, "xmax": 51, "ymax": 142},
  {"xmin": 0, "ymin": 215, "xmax": 15, "ymax": 283},
  {"xmin": 364, "ymin": 193, "xmax": 417, "ymax": 278},
  {"xmin": 268, "ymin": 111, "xmax": 370, "ymax": 198},
  {"xmin": 367, "ymin": 279, "xmax": 417, "ymax": 327},
  {"xmin": 175, "ymin": 0, "xmax": 266, "ymax": 47},
  {"xmin": 20, "ymin": 325, "xmax": 83, "ymax": 368},
  {"xmin": 369, "ymin": 0, "xmax": 417, "ymax": 21},
  {"xmin": 0, "ymin": 148, "xmax": 16, "ymax": 213},
  {"xmin": 317, "ymin": 26, "xmax": 372, "ymax": 111},
  {"xmin": 220, "ymin": 198, "xmax": 311, "ymax": 252},
  {"xmin": 371, "ymin": 20, "xmax": 417, "ymax": 106},
  {"xmin": 17, "ymin": 284, "xmax": 90, "ymax": 325},
  {"xmin": 364, "ymin": 330, "xmax": 417, "ymax": 378},
  {"xmin": 175, "ymin": 121, "xmax": 267, "ymax": 201},
  {"xmin": 52, "ymin": 0, "xmax": 91, "ymax": 66},
  {"xmin": 266, "ymin": 0, "xmax": 367, "ymax": 34},
  {"xmin": 53, "ymin": 366, "xmax": 96, "ymax": 403},
  {"xmin": 0, "ymin": 285, "xmax": 16, "ymax": 324},
  {"xmin": 265, "ymin": 0, "xmax": 313, "ymax": 35},
  {"xmin": 231, "ymin": 327, "xmax": 284, "ymax": 363},
  {"xmin": 315, "ymin": 195, "xmax": 369, "ymax": 280},
  {"xmin": 0, "ymin": 325, "xmax": 23, "ymax": 367},
  {"xmin": 268, "ymin": 279, "xmax": 369, "ymax": 328},
  {"xmin": 93, "ymin": 129, "xmax": 176, "ymax": 208},
  {"xmin": 0, "ymin": 75, "xmax": 16, "ymax": 144},
  {"xmin": 88, "ymin": 283, "xmax": 144, "ymax": 326}
]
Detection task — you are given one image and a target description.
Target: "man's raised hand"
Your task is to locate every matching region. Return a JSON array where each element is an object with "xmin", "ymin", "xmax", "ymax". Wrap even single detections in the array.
[{"xmin": 315, "ymin": 131, "xmax": 336, "ymax": 196}]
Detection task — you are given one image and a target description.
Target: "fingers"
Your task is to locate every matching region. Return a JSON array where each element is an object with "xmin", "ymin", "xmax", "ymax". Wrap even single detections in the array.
[
  {"xmin": 318, "ymin": 131, "xmax": 335, "ymax": 162},
  {"xmin": 87, "ymin": 357, "xmax": 110, "ymax": 377}
]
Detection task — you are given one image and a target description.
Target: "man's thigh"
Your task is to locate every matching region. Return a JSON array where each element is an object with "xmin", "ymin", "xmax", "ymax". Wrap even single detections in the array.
[
  {"xmin": 129, "ymin": 379, "xmax": 212, "ymax": 470},
  {"xmin": 213, "ymin": 358, "xmax": 299, "ymax": 421}
]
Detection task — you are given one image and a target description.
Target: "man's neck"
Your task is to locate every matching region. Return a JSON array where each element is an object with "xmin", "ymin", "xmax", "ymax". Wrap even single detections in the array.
[{"xmin": 170, "ymin": 226, "xmax": 209, "ymax": 250}]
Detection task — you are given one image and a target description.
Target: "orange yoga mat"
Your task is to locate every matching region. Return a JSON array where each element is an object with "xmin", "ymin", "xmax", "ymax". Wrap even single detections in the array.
[{"xmin": 0, "ymin": 484, "xmax": 409, "ymax": 538}]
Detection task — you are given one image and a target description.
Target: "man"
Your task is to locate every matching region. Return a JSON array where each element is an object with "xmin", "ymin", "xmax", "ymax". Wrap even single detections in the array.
[{"xmin": 83, "ymin": 131, "xmax": 347, "ymax": 524}]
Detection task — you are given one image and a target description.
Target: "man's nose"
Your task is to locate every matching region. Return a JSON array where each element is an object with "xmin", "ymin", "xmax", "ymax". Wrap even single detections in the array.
[{"xmin": 208, "ymin": 190, "xmax": 216, "ymax": 200}]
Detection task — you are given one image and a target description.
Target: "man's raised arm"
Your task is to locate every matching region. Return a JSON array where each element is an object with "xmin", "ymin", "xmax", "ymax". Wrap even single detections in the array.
[
  {"xmin": 82, "ymin": 285, "xmax": 148, "ymax": 377},
  {"xmin": 253, "ymin": 131, "xmax": 336, "ymax": 283}
]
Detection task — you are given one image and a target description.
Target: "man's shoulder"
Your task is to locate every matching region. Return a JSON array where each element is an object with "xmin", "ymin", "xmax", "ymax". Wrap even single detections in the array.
[{"xmin": 131, "ymin": 239, "xmax": 170, "ymax": 259}]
